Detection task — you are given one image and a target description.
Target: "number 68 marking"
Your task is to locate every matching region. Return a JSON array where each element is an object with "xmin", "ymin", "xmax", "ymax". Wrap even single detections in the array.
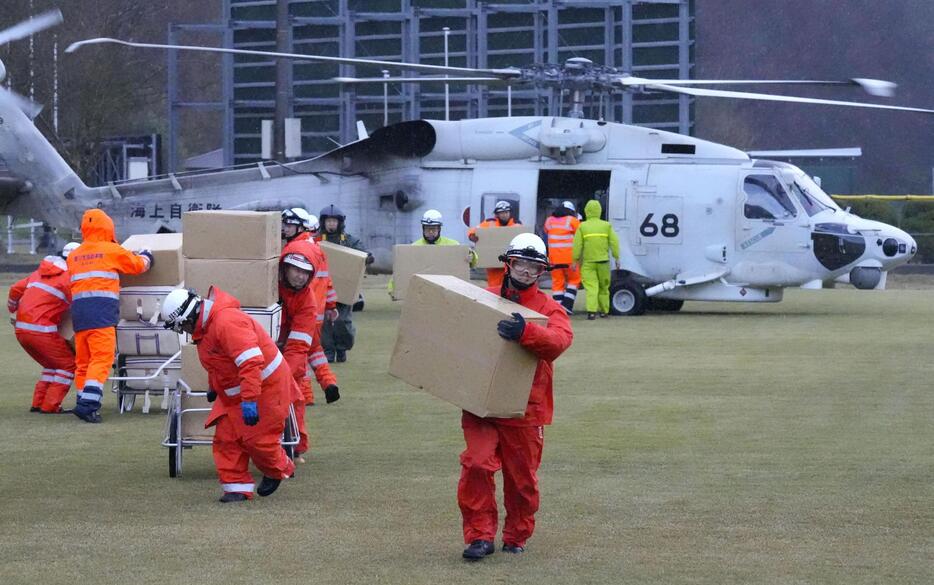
[{"xmin": 639, "ymin": 213, "xmax": 680, "ymax": 238}]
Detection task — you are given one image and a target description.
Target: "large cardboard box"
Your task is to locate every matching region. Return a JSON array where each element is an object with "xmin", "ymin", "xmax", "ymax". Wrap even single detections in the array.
[
  {"xmin": 180, "ymin": 344, "xmax": 210, "ymax": 391},
  {"xmin": 391, "ymin": 244, "xmax": 470, "ymax": 301},
  {"xmin": 120, "ymin": 233, "xmax": 184, "ymax": 287},
  {"xmin": 389, "ymin": 274, "xmax": 547, "ymax": 418},
  {"xmin": 184, "ymin": 258, "xmax": 279, "ymax": 307},
  {"xmin": 182, "ymin": 211, "xmax": 280, "ymax": 260},
  {"xmin": 319, "ymin": 241, "xmax": 368, "ymax": 305},
  {"xmin": 472, "ymin": 225, "xmax": 532, "ymax": 268}
]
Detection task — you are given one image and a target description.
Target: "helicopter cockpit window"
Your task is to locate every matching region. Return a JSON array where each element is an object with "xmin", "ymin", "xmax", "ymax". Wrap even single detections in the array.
[
  {"xmin": 743, "ymin": 175, "xmax": 798, "ymax": 220},
  {"xmin": 790, "ymin": 181, "xmax": 832, "ymax": 217}
]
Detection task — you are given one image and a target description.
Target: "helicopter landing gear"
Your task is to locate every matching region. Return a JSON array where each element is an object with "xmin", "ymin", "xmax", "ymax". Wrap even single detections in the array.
[{"xmin": 609, "ymin": 278, "xmax": 647, "ymax": 316}]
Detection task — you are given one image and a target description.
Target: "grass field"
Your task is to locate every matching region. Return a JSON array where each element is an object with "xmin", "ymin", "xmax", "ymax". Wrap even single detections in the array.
[{"xmin": 0, "ymin": 277, "xmax": 932, "ymax": 584}]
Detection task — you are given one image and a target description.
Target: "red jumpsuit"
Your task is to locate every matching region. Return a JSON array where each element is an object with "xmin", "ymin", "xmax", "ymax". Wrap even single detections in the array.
[
  {"xmin": 458, "ymin": 282, "xmax": 573, "ymax": 547},
  {"xmin": 283, "ymin": 235, "xmax": 338, "ymax": 401},
  {"xmin": 467, "ymin": 218, "xmax": 521, "ymax": 288},
  {"xmin": 67, "ymin": 209, "xmax": 149, "ymax": 413},
  {"xmin": 7, "ymin": 256, "xmax": 76, "ymax": 412},
  {"xmin": 278, "ymin": 278, "xmax": 319, "ymax": 455},
  {"xmin": 194, "ymin": 287, "xmax": 296, "ymax": 498}
]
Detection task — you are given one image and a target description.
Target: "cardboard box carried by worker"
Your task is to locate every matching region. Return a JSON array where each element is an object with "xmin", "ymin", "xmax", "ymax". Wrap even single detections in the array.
[
  {"xmin": 391, "ymin": 244, "xmax": 471, "ymax": 301},
  {"xmin": 120, "ymin": 233, "xmax": 184, "ymax": 287},
  {"xmin": 472, "ymin": 225, "xmax": 532, "ymax": 268},
  {"xmin": 319, "ymin": 240, "xmax": 368, "ymax": 305},
  {"xmin": 183, "ymin": 258, "xmax": 279, "ymax": 307},
  {"xmin": 182, "ymin": 210, "xmax": 280, "ymax": 260},
  {"xmin": 389, "ymin": 274, "xmax": 547, "ymax": 418}
]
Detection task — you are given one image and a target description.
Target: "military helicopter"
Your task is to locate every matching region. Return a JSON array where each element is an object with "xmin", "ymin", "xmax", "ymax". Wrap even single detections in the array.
[{"xmin": 1, "ymin": 11, "xmax": 931, "ymax": 315}]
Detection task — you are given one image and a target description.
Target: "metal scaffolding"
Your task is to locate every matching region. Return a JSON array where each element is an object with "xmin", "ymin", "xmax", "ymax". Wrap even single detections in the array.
[{"xmin": 167, "ymin": 0, "xmax": 694, "ymax": 170}]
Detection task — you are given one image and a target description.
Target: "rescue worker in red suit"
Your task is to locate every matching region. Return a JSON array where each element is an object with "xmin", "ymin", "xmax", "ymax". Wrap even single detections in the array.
[
  {"xmin": 7, "ymin": 242, "xmax": 80, "ymax": 413},
  {"xmin": 161, "ymin": 287, "xmax": 296, "ymax": 502},
  {"xmin": 280, "ymin": 208, "xmax": 340, "ymax": 405},
  {"xmin": 467, "ymin": 200, "xmax": 522, "ymax": 289},
  {"xmin": 67, "ymin": 209, "xmax": 152, "ymax": 423},
  {"xmin": 459, "ymin": 233, "xmax": 573, "ymax": 561},
  {"xmin": 278, "ymin": 252, "xmax": 340, "ymax": 463}
]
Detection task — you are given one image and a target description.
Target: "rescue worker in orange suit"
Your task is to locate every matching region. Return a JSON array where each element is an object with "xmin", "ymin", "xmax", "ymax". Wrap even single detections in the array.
[
  {"xmin": 459, "ymin": 233, "xmax": 573, "ymax": 561},
  {"xmin": 67, "ymin": 209, "xmax": 152, "ymax": 423},
  {"xmin": 543, "ymin": 201, "xmax": 581, "ymax": 315},
  {"xmin": 161, "ymin": 286, "xmax": 296, "ymax": 502},
  {"xmin": 7, "ymin": 242, "xmax": 80, "ymax": 413},
  {"xmin": 278, "ymin": 252, "xmax": 340, "ymax": 463},
  {"xmin": 281, "ymin": 208, "xmax": 340, "ymax": 404},
  {"xmin": 467, "ymin": 200, "xmax": 521, "ymax": 289}
]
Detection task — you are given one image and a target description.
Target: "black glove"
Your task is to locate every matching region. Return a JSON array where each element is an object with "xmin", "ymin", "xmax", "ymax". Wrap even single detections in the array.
[
  {"xmin": 497, "ymin": 312, "xmax": 526, "ymax": 341},
  {"xmin": 324, "ymin": 384, "xmax": 340, "ymax": 404},
  {"xmin": 206, "ymin": 390, "xmax": 217, "ymax": 403},
  {"xmin": 138, "ymin": 249, "xmax": 154, "ymax": 268}
]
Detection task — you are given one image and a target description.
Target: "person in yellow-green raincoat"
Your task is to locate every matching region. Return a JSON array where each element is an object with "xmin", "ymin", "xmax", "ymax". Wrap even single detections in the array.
[
  {"xmin": 388, "ymin": 209, "xmax": 477, "ymax": 296},
  {"xmin": 571, "ymin": 200, "xmax": 620, "ymax": 320}
]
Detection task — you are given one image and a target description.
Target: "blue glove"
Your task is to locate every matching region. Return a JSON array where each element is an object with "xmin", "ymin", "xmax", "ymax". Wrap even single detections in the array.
[
  {"xmin": 497, "ymin": 312, "xmax": 526, "ymax": 341},
  {"xmin": 241, "ymin": 401, "xmax": 259, "ymax": 426},
  {"xmin": 137, "ymin": 249, "xmax": 154, "ymax": 270}
]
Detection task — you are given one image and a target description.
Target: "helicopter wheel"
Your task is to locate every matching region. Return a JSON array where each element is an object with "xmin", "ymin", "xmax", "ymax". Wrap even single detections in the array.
[
  {"xmin": 647, "ymin": 298, "xmax": 684, "ymax": 312},
  {"xmin": 609, "ymin": 279, "xmax": 646, "ymax": 316}
]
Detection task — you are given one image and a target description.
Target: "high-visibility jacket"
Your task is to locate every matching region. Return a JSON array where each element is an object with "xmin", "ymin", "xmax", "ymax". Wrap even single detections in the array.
[
  {"xmin": 67, "ymin": 209, "xmax": 149, "ymax": 332},
  {"xmin": 8, "ymin": 255, "xmax": 71, "ymax": 334},
  {"xmin": 278, "ymin": 280, "xmax": 319, "ymax": 386},
  {"xmin": 543, "ymin": 214, "xmax": 580, "ymax": 264},
  {"xmin": 485, "ymin": 282, "xmax": 573, "ymax": 426},
  {"xmin": 283, "ymin": 235, "xmax": 337, "ymax": 322},
  {"xmin": 192, "ymin": 287, "xmax": 292, "ymax": 425},
  {"xmin": 467, "ymin": 217, "xmax": 519, "ymax": 240},
  {"xmin": 572, "ymin": 200, "xmax": 620, "ymax": 264}
]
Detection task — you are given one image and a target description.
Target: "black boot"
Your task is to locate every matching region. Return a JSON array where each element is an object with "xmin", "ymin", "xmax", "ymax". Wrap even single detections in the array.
[
  {"xmin": 336, "ymin": 350, "xmax": 347, "ymax": 363},
  {"xmin": 587, "ymin": 312, "xmax": 596, "ymax": 321},
  {"xmin": 257, "ymin": 476, "xmax": 282, "ymax": 497},
  {"xmin": 29, "ymin": 406, "xmax": 41, "ymax": 413},
  {"xmin": 73, "ymin": 409, "xmax": 102, "ymax": 423},
  {"xmin": 219, "ymin": 493, "xmax": 248, "ymax": 503},
  {"xmin": 462, "ymin": 539, "xmax": 495, "ymax": 561},
  {"xmin": 502, "ymin": 543, "xmax": 526, "ymax": 554},
  {"xmin": 325, "ymin": 350, "xmax": 336, "ymax": 363}
]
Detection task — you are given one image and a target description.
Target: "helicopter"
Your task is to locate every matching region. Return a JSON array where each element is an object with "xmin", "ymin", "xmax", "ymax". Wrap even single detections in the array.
[{"xmin": 0, "ymin": 11, "xmax": 930, "ymax": 315}]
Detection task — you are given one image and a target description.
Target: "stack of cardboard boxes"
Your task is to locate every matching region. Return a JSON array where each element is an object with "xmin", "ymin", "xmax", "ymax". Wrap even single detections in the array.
[
  {"xmin": 115, "ymin": 233, "xmax": 186, "ymax": 412},
  {"xmin": 180, "ymin": 211, "xmax": 283, "ymax": 392}
]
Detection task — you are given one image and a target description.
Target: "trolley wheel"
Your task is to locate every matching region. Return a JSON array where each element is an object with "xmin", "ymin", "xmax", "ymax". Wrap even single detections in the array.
[
  {"xmin": 609, "ymin": 279, "xmax": 647, "ymax": 316},
  {"xmin": 119, "ymin": 392, "xmax": 135, "ymax": 413},
  {"xmin": 168, "ymin": 416, "xmax": 180, "ymax": 478}
]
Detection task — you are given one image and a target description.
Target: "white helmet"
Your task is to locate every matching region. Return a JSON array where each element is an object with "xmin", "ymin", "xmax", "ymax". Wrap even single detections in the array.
[
  {"xmin": 161, "ymin": 288, "xmax": 202, "ymax": 333},
  {"xmin": 561, "ymin": 201, "xmax": 576, "ymax": 212},
  {"xmin": 503, "ymin": 233, "xmax": 548, "ymax": 265},
  {"xmin": 494, "ymin": 200, "xmax": 512, "ymax": 213},
  {"xmin": 61, "ymin": 242, "xmax": 80, "ymax": 259},
  {"xmin": 421, "ymin": 209, "xmax": 443, "ymax": 226},
  {"xmin": 282, "ymin": 252, "xmax": 314, "ymax": 273},
  {"xmin": 304, "ymin": 213, "xmax": 320, "ymax": 232},
  {"xmin": 282, "ymin": 207, "xmax": 311, "ymax": 227}
]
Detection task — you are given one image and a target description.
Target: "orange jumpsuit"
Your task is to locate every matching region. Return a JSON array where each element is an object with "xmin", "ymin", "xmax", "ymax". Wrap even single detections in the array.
[
  {"xmin": 543, "ymin": 213, "xmax": 581, "ymax": 311},
  {"xmin": 67, "ymin": 210, "xmax": 149, "ymax": 415},
  {"xmin": 278, "ymin": 277, "xmax": 319, "ymax": 455},
  {"xmin": 458, "ymin": 282, "xmax": 573, "ymax": 548},
  {"xmin": 7, "ymin": 256, "xmax": 75, "ymax": 412},
  {"xmin": 195, "ymin": 287, "xmax": 296, "ymax": 499},
  {"xmin": 283, "ymin": 235, "xmax": 338, "ymax": 401},
  {"xmin": 467, "ymin": 217, "xmax": 520, "ymax": 289}
]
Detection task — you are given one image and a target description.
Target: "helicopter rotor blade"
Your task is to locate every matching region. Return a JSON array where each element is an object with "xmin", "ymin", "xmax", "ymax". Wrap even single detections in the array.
[
  {"xmin": 618, "ymin": 76, "xmax": 897, "ymax": 97},
  {"xmin": 0, "ymin": 86, "xmax": 43, "ymax": 119},
  {"xmin": 333, "ymin": 76, "xmax": 511, "ymax": 84},
  {"xmin": 65, "ymin": 37, "xmax": 523, "ymax": 79},
  {"xmin": 0, "ymin": 9, "xmax": 63, "ymax": 47},
  {"xmin": 638, "ymin": 82, "xmax": 934, "ymax": 115}
]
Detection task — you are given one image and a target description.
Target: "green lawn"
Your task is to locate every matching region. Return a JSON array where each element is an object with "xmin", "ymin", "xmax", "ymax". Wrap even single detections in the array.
[{"xmin": 0, "ymin": 277, "xmax": 931, "ymax": 584}]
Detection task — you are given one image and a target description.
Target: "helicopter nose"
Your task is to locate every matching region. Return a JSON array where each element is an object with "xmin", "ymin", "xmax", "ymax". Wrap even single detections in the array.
[{"xmin": 876, "ymin": 229, "xmax": 916, "ymax": 264}]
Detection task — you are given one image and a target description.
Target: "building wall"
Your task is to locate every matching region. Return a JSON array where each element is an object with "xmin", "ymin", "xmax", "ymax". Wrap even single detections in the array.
[{"xmin": 218, "ymin": 0, "xmax": 694, "ymax": 164}]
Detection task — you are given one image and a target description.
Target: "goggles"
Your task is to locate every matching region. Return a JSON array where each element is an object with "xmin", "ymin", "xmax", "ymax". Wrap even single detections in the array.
[{"xmin": 508, "ymin": 258, "xmax": 547, "ymax": 277}]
